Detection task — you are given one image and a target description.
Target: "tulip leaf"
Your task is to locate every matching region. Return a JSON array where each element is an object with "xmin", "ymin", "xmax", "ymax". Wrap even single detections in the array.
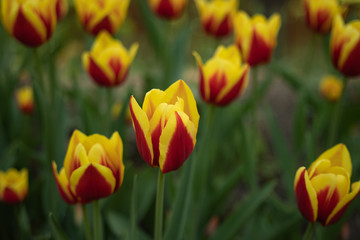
[
  {"xmin": 209, "ymin": 181, "xmax": 276, "ymax": 240},
  {"xmin": 130, "ymin": 175, "xmax": 138, "ymax": 240},
  {"xmin": 49, "ymin": 212, "xmax": 69, "ymax": 240},
  {"xmin": 293, "ymin": 90, "xmax": 307, "ymax": 151}
]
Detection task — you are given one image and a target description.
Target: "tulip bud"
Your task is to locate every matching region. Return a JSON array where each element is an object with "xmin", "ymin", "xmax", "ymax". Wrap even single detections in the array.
[
  {"xmin": 234, "ymin": 11, "xmax": 281, "ymax": 66},
  {"xmin": 319, "ymin": 75, "xmax": 343, "ymax": 102},
  {"xmin": 195, "ymin": 0, "xmax": 237, "ymax": 37},
  {"xmin": 0, "ymin": 168, "xmax": 28, "ymax": 204},
  {"xmin": 129, "ymin": 80, "xmax": 199, "ymax": 173},
  {"xmin": 330, "ymin": 15, "xmax": 360, "ymax": 77},
  {"xmin": 1, "ymin": 0, "xmax": 57, "ymax": 47},
  {"xmin": 82, "ymin": 31, "xmax": 138, "ymax": 87},
  {"xmin": 193, "ymin": 45, "xmax": 249, "ymax": 106},
  {"xmin": 148, "ymin": 0, "xmax": 187, "ymax": 19},
  {"xmin": 294, "ymin": 144, "xmax": 360, "ymax": 226},
  {"xmin": 15, "ymin": 86, "xmax": 34, "ymax": 115}
]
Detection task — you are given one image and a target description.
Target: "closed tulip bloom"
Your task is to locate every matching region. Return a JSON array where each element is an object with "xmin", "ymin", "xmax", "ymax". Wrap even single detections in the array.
[
  {"xmin": 294, "ymin": 144, "xmax": 360, "ymax": 226},
  {"xmin": 234, "ymin": 11, "xmax": 281, "ymax": 66},
  {"xmin": 319, "ymin": 75, "xmax": 343, "ymax": 102},
  {"xmin": 56, "ymin": 0, "xmax": 68, "ymax": 20},
  {"xmin": 15, "ymin": 86, "xmax": 34, "ymax": 115},
  {"xmin": 82, "ymin": 31, "xmax": 138, "ymax": 87},
  {"xmin": 1, "ymin": 0, "xmax": 57, "ymax": 47},
  {"xmin": 330, "ymin": 15, "xmax": 360, "ymax": 77},
  {"xmin": 0, "ymin": 168, "xmax": 28, "ymax": 204},
  {"xmin": 148, "ymin": 0, "xmax": 187, "ymax": 19},
  {"xmin": 303, "ymin": 0, "xmax": 341, "ymax": 34},
  {"xmin": 195, "ymin": 0, "xmax": 237, "ymax": 37},
  {"xmin": 129, "ymin": 80, "xmax": 199, "ymax": 173},
  {"xmin": 74, "ymin": 0, "xmax": 130, "ymax": 35},
  {"xmin": 52, "ymin": 130, "xmax": 125, "ymax": 204},
  {"xmin": 193, "ymin": 45, "xmax": 249, "ymax": 106}
]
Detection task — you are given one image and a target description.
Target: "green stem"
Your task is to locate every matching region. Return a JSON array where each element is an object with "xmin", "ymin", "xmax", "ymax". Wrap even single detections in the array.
[
  {"xmin": 328, "ymin": 76, "xmax": 348, "ymax": 146},
  {"xmin": 154, "ymin": 169, "xmax": 165, "ymax": 240},
  {"xmin": 106, "ymin": 88, "xmax": 113, "ymax": 135},
  {"xmin": 82, "ymin": 205, "xmax": 92, "ymax": 240},
  {"xmin": 33, "ymin": 48, "xmax": 45, "ymax": 96},
  {"xmin": 251, "ymin": 67, "xmax": 259, "ymax": 190},
  {"xmin": 93, "ymin": 200, "xmax": 101, "ymax": 240},
  {"xmin": 303, "ymin": 34, "xmax": 317, "ymax": 73},
  {"xmin": 302, "ymin": 222, "xmax": 315, "ymax": 240},
  {"xmin": 131, "ymin": 175, "xmax": 138, "ymax": 240},
  {"xmin": 252, "ymin": 67, "xmax": 259, "ymax": 128}
]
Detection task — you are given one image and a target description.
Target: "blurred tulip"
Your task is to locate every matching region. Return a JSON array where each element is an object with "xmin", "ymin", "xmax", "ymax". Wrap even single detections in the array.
[
  {"xmin": 111, "ymin": 102, "xmax": 132, "ymax": 123},
  {"xmin": 148, "ymin": 0, "xmax": 187, "ymax": 19},
  {"xmin": 0, "ymin": 168, "xmax": 28, "ymax": 204},
  {"xmin": 74, "ymin": 0, "xmax": 130, "ymax": 35},
  {"xmin": 319, "ymin": 75, "xmax": 343, "ymax": 102},
  {"xmin": 234, "ymin": 11, "xmax": 281, "ymax": 66},
  {"xmin": 1, "ymin": 0, "xmax": 57, "ymax": 47},
  {"xmin": 82, "ymin": 31, "xmax": 138, "ymax": 87},
  {"xmin": 15, "ymin": 86, "xmax": 34, "ymax": 115},
  {"xmin": 195, "ymin": 0, "xmax": 237, "ymax": 37},
  {"xmin": 330, "ymin": 15, "xmax": 360, "ymax": 77},
  {"xmin": 193, "ymin": 45, "xmax": 249, "ymax": 106},
  {"xmin": 56, "ymin": 0, "xmax": 68, "ymax": 20},
  {"xmin": 129, "ymin": 80, "xmax": 199, "ymax": 173},
  {"xmin": 303, "ymin": 0, "xmax": 341, "ymax": 34},
  {"xmin": 294, "ymin": 144, "xmax": 360, "ymax": 226},
  {"xmin": 52, "ymin": 130, "xmax": 125, "ymax": 204}
]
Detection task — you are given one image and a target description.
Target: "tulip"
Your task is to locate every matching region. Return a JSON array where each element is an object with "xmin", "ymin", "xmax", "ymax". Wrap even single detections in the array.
[
  {"xmin": 52, "ymin": 130, "xmax": 125, "ymax": 204},
  {"xmin": 193, "ymin": 45, "xmax": 249, "ymax": 106},
  {"xmin": 303, "ymin": 0, "xmax": 341, "ymax": 34},
  {"xmin": 15, "ymin": 86, "xmax": 34, "ymax": 115},
  {"xmin": 195, "ymin": 0, "xmax": 237, "ymax": 37},
  {"xmin": 148, "ymin": 0, "xmax": 187, "ymax": 19},
  {"xmin": 0, "ymin": 168, "xmax": 28, "ymax": 204},
  {"xmin": 129, "ymin": 80, "xmax": 199, "ymax": 173},
  {"xmin": 234, "ymin": 11, "xmax": 281, "ymax": 66},
  {"xmin": 330, "ymin": 15, "xmax": 360, "ymax": 77},
  {"xmin": 294, "ymin": 144, "xmax": 360, "ymax": 226},
  {"xmin": 111, "ymin": 102, "xmax": 132, "ymax": 123},
  {"xmin": 82, "ymin": 31, "xmax": 138, "ymax": 87},
  {"xmin": 74, "ymin": 0, "xmax": 130, "ymax": 36},
  {"xmin": 56, "ymin": 0, "xmax": 68, "ymax": 20},
  {"xmin": 1, "ymin": 0, "xmax": 57, "ymax": 47},
  {"xmin": 319, "ymin": 75, "xmax": 343, "ymax": 102}
]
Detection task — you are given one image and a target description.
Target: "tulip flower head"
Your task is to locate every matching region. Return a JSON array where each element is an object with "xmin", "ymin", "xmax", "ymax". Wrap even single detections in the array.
[
  {"xmin": 1, "ymin": 0, "xmax": 57, "ymax": 47},
  {"xmin": 74, "ymin": 0, "xmax": 130, "ymax": 35},
  {"xmin": 330, "ymin": 15, "xmax": 360, "ymax": 77},
  {"xmin": 129, "ymin": 80, "xmax": 199, "ymax": 173},
  {"xmin": 148, "ymin": 0, "xmax": 187, "ymax": 19},
  {"xmin": 0, "ymin": 168, "xmax": 28, "ymax": 204},
  {"xmin": 52, "ymin": 130, "xmax": 125, "ymax": 204},
  {"xmin": 319, "ymin": 75, "xmax": 343, "ymax": 102},
  {"xmin": 303, "ymin": 0, "xmax": 341, "ymax": 34},
  {"xmin": 234, "ymin": 11, "xmax": 281, "ymax": 66},
  {"xmin": 15, "ymin": 86, "xmax": 34, "ymax": 115},
  {"xmin": 294, "ymin": 144, "xmax": 360, "ymax": 226},
  {"xmin": 193, "ymin": 45, "xmax": 249, "ymax": 106},
  {"xmin": 56, "ymin": 0, "xmax": 68, "ymax": 20},
  {"xmin": 83, "ymin": 31, "xmax": 138, "ymax": 87},
  {"xmin": 195, "ymin": 0, "xmax": 237, "ymax": 37}
]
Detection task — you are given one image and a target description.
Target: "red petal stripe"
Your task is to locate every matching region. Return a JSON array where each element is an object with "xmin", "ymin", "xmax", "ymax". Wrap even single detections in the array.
[
  {"xmin": 247, "ymin": 29, "xmax": 271, "ymax": 66},
  {"xmin": 88, "ymin": 56, "xmax": 113, "ymax": 86},
  {"xmin": 2, "ymin": 188, "xmax": 22, "ymax": 204},
  {"xmin": 316, "ymin": 187, "xmax": 340, "ymax": 225},
  {"xmin": 295, "ymin": 169, "xmax": 316, "ymax": 222},
  {"xmin": 91, "ymin": 16, "xmax": 114, "ymax": 35},
  {"xmin": 340, "ymin": 40, "xmax": 360, "ymax": 77}
]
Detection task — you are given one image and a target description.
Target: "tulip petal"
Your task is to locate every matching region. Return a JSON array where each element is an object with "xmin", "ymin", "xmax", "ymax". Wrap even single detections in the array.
[
  {"xmin": 142, "ymin": 89, "xmax": 166, "ymax": 120},
  {"xmin": 294, "ymin": 167, "xmax": 318, "ymax": 222},
  {"xmin": 70, "ymin": 163, "xmax": 116, "ymax": 203},
  {"xmin": 52, "ymin": 162, "xmax": 77, "ymax": 204},
  {"xmin": 64, "ymin": 130, "xmax": 88, "ymax": 179},
  {"xmin": 129, "ymin": 96, "xmax": 154, "ymax": 166},
  {"xmin": 159, "ymin": 111, "xmax": 196, "ymax": 173}
]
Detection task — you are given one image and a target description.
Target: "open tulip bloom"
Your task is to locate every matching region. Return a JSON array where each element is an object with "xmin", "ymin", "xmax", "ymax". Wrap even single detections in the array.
[
  {"xmin": 129, "ymin": 80, "xmax": 199, "ymax": 173},
  {"xmin": 294, "ymin": 144, "xmax": 360, "ymax": 226},
  {"xmin": 148, "ymin": 0, "xmax": 187, "ymax": 19},
  {"xmin": 52, "ymin": 130, "xmax": 125, "ymax": 204},
  {"xmin": 0, "ymin": 168, "xmax": 28, "ymax": 204},
  {"xmin": 193, "ymin": 45, "xmax": 249, "ymax": 106}
]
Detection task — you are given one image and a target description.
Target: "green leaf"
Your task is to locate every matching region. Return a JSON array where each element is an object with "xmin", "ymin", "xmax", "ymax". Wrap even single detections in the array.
[{"xmin": 49, "ymin": 213, "xmax": 69, "ymax": 240}]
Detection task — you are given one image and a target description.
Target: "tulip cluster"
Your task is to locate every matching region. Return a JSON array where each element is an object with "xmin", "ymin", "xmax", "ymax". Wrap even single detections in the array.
[{"xmin": 0, "ymin": 168, "xmax": 28, "ymax": 204}]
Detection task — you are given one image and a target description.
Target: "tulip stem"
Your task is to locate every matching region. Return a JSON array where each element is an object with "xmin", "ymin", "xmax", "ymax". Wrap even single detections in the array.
[
  {"xmin": 130, "ymin": 175, "xmax": 138, "ymax": 240},
  {"xmin": 251, "ymin": 67, "xmax": 259, "ymax": 190},
  {"xmin": 82, "ymin": 205, "xmax": 92, "ymax": 240},
  {"xmin": 302, "ymin": 222, "xmax": 315, "ymax": 240},
  {"xmin": 93, "ymin": 200, "xmax": 101, "ymax": 240},
  {"xmin": 155, "ymin": 169, "xmax": 165, "ymax": 240},
  {"xmin": 33, "ymin": 48, "xmax": 46, "ymax": 96},
  {"xmin": 328, "ymin": 76, "xmax": 348, "ymax": 146},
  {"xmin": 106, "ymin": 88, "xmax": 113, "ymax": 135}
]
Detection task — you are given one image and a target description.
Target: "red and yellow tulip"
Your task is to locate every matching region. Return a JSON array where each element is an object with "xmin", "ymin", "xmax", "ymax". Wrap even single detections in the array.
[
  {"xmin": 52, "ymin": 130, "xmax": 125, "ymax": 204},
  {"xmin": 82, "ymin": 31, "xmax": 138, "ymax": 87},
  {"xmin": 148, "ymin": 0, "xmax": 187, "ymax": 19},
  {"xmin": 294, "ymin": 144, "xmax": 360, "ymax": 226},
  {"xmin": 319, "ymin": 75, "xmax": 343, "ymax": 102},
  {"xmin": 303, "ymin": 0, "xmax": 341, "ymax": 34},
  {"xmin": 56, "ymin": 0, "xmax": 68, "ymax": 20},
  {"xmin": 330, "ymin": 15, "xmax": 360, "ymax": 77},
  {"xmin": 74, "ymin": 0, "xmax": 130, "ymax": 36},
  {"xmin": 195, "ymin": 0, "xmax": 237, "ymax": 37},
  {"xmin": 0, "ymin": 168, "xmax": 28, "ymax": 204},
  {"xmin": 193, "ymin": 45, "xmax": 249, "ymax": 106},
  {"xmin": 15, "ymin": 86, "xmax": 34, "ymax": 115},
  {"xmin": 129, "ymin": 80, "xmax": 199, "ymax": 173},
  {"xmin": 1, "ymin": 0, "xmax": 57, "ymax": 47},
  {"xmin": 234, "ymin": 11, "xmax": 281, "ymax": 66}
]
